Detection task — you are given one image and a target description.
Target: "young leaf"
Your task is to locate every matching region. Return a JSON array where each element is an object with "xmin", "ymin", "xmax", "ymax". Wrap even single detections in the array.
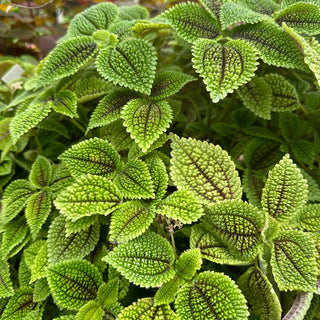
[
  {"xmin": 118, "ymin": 5, "xmax": 149, "ymax": 21},
  {"xmin": 54, "ymin": 174, "xmax": 122, "ymax": 221},
  {"xmin": 114, "ymin": 159, "xmax": 155, "ymax": 199},
  {"xmin": 175, "ymin": 271, "xmax": 249, "ymax": 320},
  {"xmin": 261, "ymin": 154, "xmax": 308, "ymax": 222},
  {"xmin": 65, "ymin": 215, "xmax": 98, "ymax": 236},
  {"xmin": 296, "ymin": 204, "xmax": 320, "ymax": 232},
  {"xmin": 97, "ymin": 280, "xmax": 118, "ymax": 308},
  {"xmin": 154, "ymin": 275, "xmax": 182, "ymax": 306},
  {"xmin": 282, "ymin": 291, "xmax": 314, "ymax": 320},
  {"xmin": 0, "ymin": 259, "xmax": 14, "ymax": 298},
  {"xmin": 192, "ymin": 38, "xmax": 258, "ymax": 103},
  {"xmin": 24, "ymin": 240, "xmax": 46, "ymax": 269},
  {"xmin": 19, "ymin": 256, "xmax": 32, "ymax": 288},
  {"xmin": 29, "ymin": 155, "xmax": 52, "ymax": 189},
  {"xmin": 271, "ymin": 230, "xmax": 317, "ymax": 292},
  {"xmin": 76, "ymin": 301, "xmax": 104, "ymax": 320},
  {"xmin": 109, "ymin": 200, "xmax": 156, "ymax": 244},
  {"xmin": 121, "ymin": 98, "xmax": 172, "ymax": 152},
  {"xmin": 237, "ymin": 267, "xmax": 281, "ymax": 320},
  {"xmin": 291, "ymin": 140, "xmax": 316, "ymax": 166},
  {"xmin": 33, "ymin": 278, "xmax": 50, "ymax": 302},
  {"xmin": 47, "ymin": 259, "xmax": 103, "ymax": 310},
  {"xmin": 39, "ymin": 36, "xmax": 98, "ymax": 85},
  {"xmin": 104, "ymin": 231, "xmax": 175, "ymax": 288},
  {"xmin": 96, "ymin": 39, "xmax": 157, "ymax": 95},
  {"xmin": 175, "ymin": 248, "xmax": 202, "ymax": 280},
  {"xmin": 163, "ymin": 2, "xmax": 220, "ymax": 43},
  {"xmin": 30, "ymin": 242, "xmax": 48, "ymax": 283},
  {"xmin": 47, "ymin": 215, "xmax": 100, "ymax": 264},
  {"xmin": 52, "ymin": 90, "xmax": 78, "ymax": 118},
  {"xmin": 170, "ymin": 134, "xmax": 242, "ymax": 204},
  {"xmin": 203, "ymin": 200, "xmax": 265, "ymax": 260},
  {"xmin": 59, "ymin": 138, "xmax": 121, "ymax": 178}
]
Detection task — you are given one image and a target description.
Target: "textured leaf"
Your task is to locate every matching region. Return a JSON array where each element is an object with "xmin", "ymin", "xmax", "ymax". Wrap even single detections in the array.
[
  {"xmin": 52, "ymin": 90, "xmax": 78, "ymax": 118},
  {"xmin": 97, "ymin": 280, "xmax": 118, "ymax": 308},
  {"xmin": 237, "ymin": 267, "xmax": 281, "ymax": 320},
  {"xmin": 38, "ymin": 118, "xmax": 69, "ymax": 139},
  {"xmin": 109, "ymin": 201, "xmax": 156, "ymax": 244},
  {"xmin": 30, "ymin": 242, "xmax": 48, "ymax": 283},
  {"xmin": 121, "ymin": 99, "xmax": 172, "ymax": 152},
  {"xmin": 192, "ymin": 38, "xmax": 258, "ymax": 103},
  {"xmin": 76, "ymin": 301, "xmax": 104, "ymax": 320},
  {"xmin": 279, "ymin": 112, "xmax": 300, "ymax": 141},
  {"xmin": 96, "ymin": 39, "xmax": 157, "ymax": 95},
  {"xmin": 199, "ymin": 0, "xmax": 222, "ymax": 18},
  {"xmin": 175, "ymin": 271, "xmax": 248, "ymax": 320},
  {"xmin": 0, "ymin": 259, "xmax": 14, "ymax": 298},
  {"xmin": 271, "ymin": 230, "xmax": 317, "ymax": 291},
  {"xmin": 163, "ymin": 2, "xmax": 220, "ymax": 43},
  {"xmin": 282, "ymin": 0, "xmax": 320, "ymax": 7},
  {"xmin": 157, "ymin": 190, "xmax": 204, "ymax": 224},
  {"xmin": 118, "ymin": 5, "xmax": 149, "ymax": 21},
  {"xmin": 104, "ymin": 231, "xmax": 175, "ymax": 287},
  {"xmin": 19, "ymin": 256, "xmax": 32, "ymax": 288},
  {"xmin": 132, "ymin": 20, "xmax": 172, "ymax": 37},
  {"xmin": 88, "ymin": 89, "xmax": 138, "ymax": 131},
  {"xmin": 296, "ymin": 204, "xmax": 320, "ymax": 232},
  {"xmin": 242, "ymin": 170, "xmax": 264, "ymax": 209},
  {"xmin": 47, "ymin": 259, "xmax": 102, "ymax": 310},
  {"xmin": 261, "ymin": 154, "xmax": 308, "ymax": 222},
  {"xmin": 59, "ymin": 138, "xmax": 121, "ymax": 178},
  {"xmin": 49, "ymin": 163, "xmax": 74, "ymax": 196},
  {"xmin": 282, "ymin": 291, "xmax": 314, "ymax": 320},
  {"xmin": 54, "ymin": 174, "xmax": 122, "ymax": 221},
  {"xmin": 238, "ymin": 0, "xmax": 280, "ymax": 15},
  {"xmin": 291, "ymin": 140, "xmax": 316, "ymax": 166},
  {"xmin": 203, "ymin": 200, "xmax": 265, "ymax": 260},
  {"xmin": 33, "ymin": 278, "xmax": 50, "ymax": 302},
  {"xmin": 24, "ymin": 240, "xmax": 46, "ymax": 269},
  {"xmin": 114, "ymin": 159, "xmax": 154, "ymax": 199},
  {"xmin": 175, "ymin": 249, "xmax": 202, "ymax": 280},
  {"xmin": 154, "ymin": 275, "xmax": 182, "ymax": 306},
  {"xmin": 47, "ymin": 215, "xmax": 100, "ymax": 264},
  {"xmin": 29, "ymin": 155, "xmax": 52, "ymax": 188},
  {"xmin": 65, "ymin": 215, "xmax": 98, "ymax": 236},
  {"xmin": 170, "ymin": 135, "xmax": 242, "ymax": 204},
  {"xmin": 68, "ymin": 3, "xmax": 119, "ymax": 37},
  {"xmin": 25, "ymin": 189, "xmax": 52, "ymax": 240},
  {"xmin": 39, "ymin": 36, "xmax": 98, "ymax": 85}
]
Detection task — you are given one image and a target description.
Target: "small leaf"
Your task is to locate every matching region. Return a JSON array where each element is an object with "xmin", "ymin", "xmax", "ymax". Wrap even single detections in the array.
[
  {"xmin": 192, "ymin": 38, "xmax": 258, "ymax": 103},
  {"xmin": 97, "ymin": 280, "xmax": 118, "ymax": 308},
  {"xmin": 154, "ymin": 275, "xmax": 182, "ymax": 306},
  {"xmin": 33, "ymin": 278, "xmax": 50, "ymax": 302},
  {"xmin": 96, "ymin": 39, "xmax": 157, "ymax": 95},
  {"xmin": 118, "ymin": 5, "xmax": 149, "ymax": 21},
  {"xmin": 30, "ymin": 242, "xmax": 48, "ymax": 283},
  {"xmin": 175, "ymin": 249, "xmax": 202, "ymax": 280},
  {"xmin": 47, "ymin": 259, "xmax": 102, "ymax": 310},
  {"xmin": 29, "ymin": 155, "xmax": 52, "ymax": 188},
  {"xmin": 76, "ymin": 301, "xmax": 104, "ymax": 320},
  {"xmin": 50, "ymin": 163, "xmax": 74, "ymax": 196},
  {"xmin": 170, "ymin": 134, "xmax": 242, "ymax": 204},
  {"xmin": 239, "ymin": 0, "xmax": 280, "ymax": 15},
  {"xmin": 296, "ymin": 204, "xmax": 320, "ymax": 232},
  {"xmin": 52, "ymin": 90, "xmax": 78, "ymax": 118},
  {"xmin": 0, "ymin": 259, "xmax": 14, "ymax": 298},
  {"xmin": 175, "ymin": 271, "xmax": 249, "ymax": 320},
  {"xmin": 104, "ymin": 231, "xmax": 175, "ymax": 288},
  {"xmin": 54, "ymin": 174, "xmax": 122, "ymax": 221}
]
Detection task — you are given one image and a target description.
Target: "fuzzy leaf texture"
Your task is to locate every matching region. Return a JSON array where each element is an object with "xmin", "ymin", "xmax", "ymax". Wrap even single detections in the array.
[
  {"xmin": 52, "ymin": 90, "xmax": 78, "ymax": 118},
  {"xmin": 170, "ymin": 135, "xmax": 242, "ymax": 204},
  {"xmin": 50, "ymin": 163, "xmax": 74, "ymax": 196},
  {"xmin": 192, "ymin": 38, "xmax": 258, "ymax": 103},
  {"xmin": 296, "ymin": 204, "xmax": 320, "ymax": 232},
  {"xmin": 33, "ymin": 278, "xmax": 50, "ymax": 302},
  {"xmin": 38, "ymin": 36, "xmax": 98, "ymax": 85},
  {"xmin": 271, "ymin": 230, "xmax": 317, "ymax": 292},
  {"xmin": 54, "ymin": 174, "xmax": 122, "ymax": 221},
  {"xmin": 96, "ymin": 39, "xmax": 157, "ymax": 95},
  {"xmin": 261, "ymin": 154, "xmax": 308, "ymax": 222},
  {"xmin": 175, "ymin": 249, "xmax": 202, "ymax": 280},
  {"xmin": 59, "ymin": 138, "xmax": 121, "ymax": 178},
  {"xmin": 46, "ymin": 259, "xmax": 102, "ymax": 310},
  {"xmin": 175, "ymin": 271, "xmax": 249, "ymax": 320},
  {"xmin": 0, "ymin": 259, "xmax": 14, "ymax": 298},
  {"xmin": 76, "ymin": 301, "xmax": 104, "ymax": 320},
  {"xmin": 154, "ymin": 275, "xmax": 181, "ymax": 306},
  {"xmin": 97, "ymin": 280, "xmax": 118, "ymax": 308},
  {"xmin": 29, "ymin": 155, "xmax": 52, "ymax": 188},
  {"xmin": 118, "ymin": 4, "xmax": 149, "ymax": 20},
  {"xmin": 30, "ymin": 242, "xmax": 48, "ymax": 282},
  {"xmin": 104, "ymin": 231, "xmax": 175, "ymax": 288},
  {"xmin": 238, "ymin": 0, "xmax": 280, "ymax": 15},
  {"xmin": 163, "ymin": 2, "xmax": 220, "ymax": 43}
]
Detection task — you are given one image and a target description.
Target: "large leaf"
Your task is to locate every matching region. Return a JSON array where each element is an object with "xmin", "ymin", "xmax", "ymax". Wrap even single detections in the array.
[
  {"xmin": 0, "ymin": 259, "xmax": 14, "ymax": 298},
  {"xmin": 175, "ymin": 271, "xmax": 248, "ymax": 320},
  {"xmin": 296, "ymin": 204, "xmax": 320, "ymax": 232},
  {"xmin": 47, "ymin": 259, "xmax": 102, "ymax": 310},
  {"xmin": 121, "ymin": 98, "xmax": 172, "ymax": 152},
  {"xmin": 104, "ymin": 231, "xmax": 175, "ymax": 287},
  {"xmin": 29, "ymin": 155, "xmax": 52, "ymax": 188},
  {"xmin": 54, "ymin": 174, "xmax": 122, "ymax": 221},
  {"xmin": 96, "ymin": 39, "xmax": 157, "ymax": 95},
  {"xmin": 170, "ymin": 134, "xmax": 242, "ymax": 204},
  {"xmin": 192, "ymin": 38, "xmax": 258, "ymax": 103}
]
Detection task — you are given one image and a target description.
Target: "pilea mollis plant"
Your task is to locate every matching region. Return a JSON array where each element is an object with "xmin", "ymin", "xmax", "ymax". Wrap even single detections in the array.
[{"xmin": 0, "ymin": 0, "xmax": 320, "ymax": 319}]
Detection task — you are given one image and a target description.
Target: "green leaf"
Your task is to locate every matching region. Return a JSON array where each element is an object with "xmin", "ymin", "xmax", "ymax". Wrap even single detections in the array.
[
  {"xmin": 271, "ymin": 230, "xmax": 317, "ymax": 291},
  {"xmin": 104, "ymin": 231, "xmax": 175, "ymax": 287},
  {"xmin": 33, "ymin": 278, "xmax": 50, "ymax": 302},
  {"xmin": 274, "ymin": 3, "xmax": 320, "ymax": 35},
  {"xmin": 238, "ymin": 0, "xmax": 280, "ymax": 15},
  {"xmin": 0, "ymin": 259, "xmax": 14, "ymax": 298},
  {"xmin": 170, "ymin": 134, "xmax": 242, "ymax": 204},
  {"xmin": 59, "ymin": 138, "xmax": 121, "ymax": 178},
  {"xmin": 96, "ymin": 39, "xmax": 157, "ymax": 95},
  {"xmin": 114, "ymin": 159, "xmax": 154, "ymax": 199},
  {"xmin": 97, "ymin": 280, "xmax": 118, "ymax": 308},
  {"xmin": 121, "ymin": 99, "xmax": 172, "ymax": 152},
  {"xmin": 154, "ymin": 275, "xmax": 182, "ymax": 306},
  {"xmin": 261, "ymin": 154, "xmax": 308, "ymax": 222},
  {"xmin": 19, "ymin": 257, "xmax": 32, "ymax": 288},
  {"xmin": 192, "ymin": 38, "xmax": 258, "ymax": 103},
  {"xmin": 242, "ymin": 170, "xmax": 264, "ymax": 209},
  {"xmin": 29, "ymin": 155, "xmax": 52, "ymax": 188},
  {"xmin": 296, "ymin": 204, "xmax": 320, "ymax": 232},
  {"xmin": 47, "ymin": 259, "xmax": 102, "ymax": 310},
  {"xmin": 175, "ymin": 271, "xmax": 249, "ymax": 320},
  {"xmin": 291, "ymin": 140, "xmax": 316, "ymax": 166},
  {"xmin": 157, "ymin": 190, "xmax": 204, "ymax": 224},
  {"xmin": 24, "ymin": 240, "xmax": 46, "ymax": 269},
  {"xmin": 38, "ymin": 118, "xmax": 70, "ymax": 139},
  {"xmin": 175, "ymin": 248, "xmax": 202, "ymax": 280},
  {"xmin": 30, "ymin": 242, "xmax": 48, "ymax": 283},
  {"xmin": 237, "ymin": 267, "xmax": 281, "ymax": 320},
  {"xmin": 25, "ymin": 189, "xmax": 52, "ymax": 240},
  {"xmin": 76, "ymin": 301, "xmax": 104, "ymax": 320},
  {"xmin": 282, "ymin": 0, "xmax": 320, "ymax": 7},
  {"xmin": 163, "ymin": 2, "xmax": 220, "ymax": 43},
  {"xmin": 47, "ymin": 215, "xmax": 100, "ymax": 264},
  {"xmin": 203, "ymin": 200, "xmax": 265, "ymax": 260},
  {"xmin": 54, "ymin": 174, "xmax": 122, "ymax": 221},
  {"xmin": 39, "ymin": 36, "xmax": 98, "ymax": 85},
  {"xmin": 199, "ymin": 0, "xmax": 222, "ymax": 18},
  {"xmin": 109, "ymin": 200, "xmax": 156, "ymax": 244},
  {"xmin": 279, "ymin": 112, "xmax": 300, "ymax": 141},
  {"xmin": 50, "ymin": 163, "xmax": 74, "ymax": 196},
  {"xmin": 52, "ymin": 90, "xmax": 78, "ymax": 118},
  {"xmin": 65, "ymin": 215, "xmax": 98, "ymax": 236},
  {"xmin": 118, "ymin": 5, "xmax": 149, "ymax": 21}
]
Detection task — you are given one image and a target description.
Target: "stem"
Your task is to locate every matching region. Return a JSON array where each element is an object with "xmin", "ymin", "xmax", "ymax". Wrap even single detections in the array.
[
  {"xmin": 9, "ymin": 153, "xmax": 31, "ymax": 172},
  {"xmin": 71, "ymin": 118, "xmax": 86, "ymax": 134},
  {"xmin": 170, "ymin": 232, "xmax": 178, "ymax": 259}
]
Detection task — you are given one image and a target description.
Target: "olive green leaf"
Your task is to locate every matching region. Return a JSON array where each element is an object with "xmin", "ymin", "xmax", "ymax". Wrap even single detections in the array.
[
  {"xmin": 76, "ymin": 301, "xmax": 104, "ymax": 320},
  {"xmin": 33, "ymin": 278, "xmax": 50, "ymax": 302},
  {"xmin": 282, "ymin": 291, "xmax": 314, "ymax": 320},
  {"xmin": 199, "ymin": 0, "xmax": 222, "ymax": 18},
  {"xmin": 52, "ymin": 90, "xmax": 78, "ymax": 118},
  {"xmin": 54, "ymin": 174, "xmax": 122, "ymax": 221},
  {"xmin": 175, "ymin": 249, "xmax": 202, "ymax": 280},
  {"xmin": 47, "ymin": 259, "xmax": 103, "ymax": 310},
  {"xmin": 118, "ymin": 4, "xmax": 148, "ymax": 20},
  {"xmin": 175, "ymin": 271, "xmax": 249, "ymax": 320},
  {"xmin": 97, "ymin": 280, "xmax": 118, "ymax": 308},
  {"xmin": 281, "ymin": 0, "xmax": 320, "ymax": 7},
  {"xmin": 291, "ymin": 140, "xmax": 316, "ymax": 167},
  {"xmin": 24, "ymin": 240, "xmax": 46, "ymax": 269},
  {"xmin": 59, "ymin": 138, "xmax": 121, "ymax": 178},
  {"xmin": 96, "ymin": 39, "xmax": 157, "ymax": 95},
  {"xmin": 65, "ymin": 215, "xmax": 98, "ymax": 236},
  {"xmin": 239, "ymin": 0, "xmax": 280, "ymax": 14},
  {"xmin": 296, "ymin": 204, "xmax": 320, "ymax": 232},
  {"xmin": 192, "ymin": 38, "xmax": 258, "ymax": 103},
  {"xmin": 104, "ymin": 231, "xmax": 175, "ymax": 287},
  {"xmin": 30, "ymin": 242, "xmax": 48, "ymax": 283},
  {"xmin": 29, "ymin": 155, "xmax": 52, "ymax": 189},
  {"xmin": 170, "ymin": 134, "xmax": 242, "ymax": 204},
  {"xmin": 237, "ymin": 267, "xmax": 282, "ymax": 320},
  {"xmin": 0, "ymin": 259, "xmax": 14, "ymax": 298},
  {"xmin": 154, "ymin": 275, "xmax": 182, "ymax": 306},
  {"xmin": 242, "ymin": 170, "xmax": 264, "ymax": 209},
  {"xmin": 261, "ymin": 154, "xmax": 308, "ymax": 222},
  {"xmin": 49, "ymin": 163, "xmax": 74, "ymax": 196}
]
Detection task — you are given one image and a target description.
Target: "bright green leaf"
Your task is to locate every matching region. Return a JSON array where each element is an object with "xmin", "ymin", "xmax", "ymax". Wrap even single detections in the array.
[
  {"xmin": 29, "ymin": 155, "xmax": 52, "ymax": 188},
  {"xmin": 296, "ymin": 204, "xmax": 320, "ymax": 232},
  {"xmin": 52, "ymin": 90, "xmax": 78, "ymax": 118},
  {"xmin": 33, "ymin": 278, "xmax": 50, "ymax": 302},
  {"xmin": 0, "ymin": 259, "xmax": 14, "ymax": 298},
  {"xmin": 76, "ymin": 301, "xmax": 104, "ymax": 320},
  {"xmin": 97, "ymin": 280, "xmax": 118, "ymax": 308},
  {"xmin": 30, "ymin": 242, "xmax": 48, "ymax": 283},
  {"xmin": 154, "ymin": 275, "xmax": 182, "ymax": 306},
  {"xmin": 175, "ymin": 248, "xmax": 202, "ymax": 280},
  {"xmin": 118, "ymin": 5, "xmax": 149, "ymax": 21}
]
